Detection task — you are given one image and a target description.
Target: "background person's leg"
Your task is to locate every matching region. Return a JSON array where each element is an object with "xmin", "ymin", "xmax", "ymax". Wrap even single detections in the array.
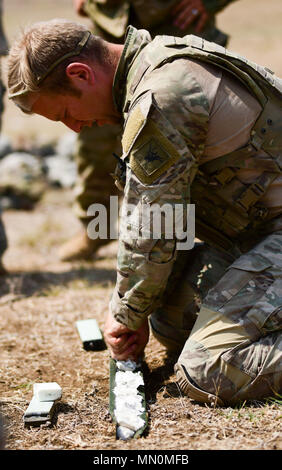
[{"xmin": 59, "ymin": 123, "xmax": 122, "ymax": 261}]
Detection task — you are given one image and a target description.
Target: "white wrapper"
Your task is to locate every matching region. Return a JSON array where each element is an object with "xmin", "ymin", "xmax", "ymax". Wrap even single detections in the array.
[{"xmin": 114, "ymin": 369, "xmax": 145, "ymax": 434}]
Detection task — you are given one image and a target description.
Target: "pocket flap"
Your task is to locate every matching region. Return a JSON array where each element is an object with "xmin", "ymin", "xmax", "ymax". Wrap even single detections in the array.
[{"xmin": 228, "ymin": 253, "xmax": 272, "ymax": 273}]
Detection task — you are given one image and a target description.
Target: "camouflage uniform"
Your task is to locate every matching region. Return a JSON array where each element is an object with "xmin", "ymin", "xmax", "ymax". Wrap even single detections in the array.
[
  {"xmin": 66, "ymin": 0, "xmax": 237, "ymax": 260},
  {"xmin": 110, "ymin": 27, "xmax": 282, "ymax": 405},
  {"xmin": 0, "ymin": 0, "xmax": 8, "ymax": 273}
]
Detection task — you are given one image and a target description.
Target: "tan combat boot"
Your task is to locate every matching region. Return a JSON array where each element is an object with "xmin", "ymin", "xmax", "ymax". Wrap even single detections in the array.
[{"xmin": 58, "ymin": 231, "xmax": 110, "ymax": 262}]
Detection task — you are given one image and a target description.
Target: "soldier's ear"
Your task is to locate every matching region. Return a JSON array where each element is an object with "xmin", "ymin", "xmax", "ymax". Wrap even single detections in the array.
[{"xmin": 66, "ymin": 62, "xmax": 95, "ymax": 86}]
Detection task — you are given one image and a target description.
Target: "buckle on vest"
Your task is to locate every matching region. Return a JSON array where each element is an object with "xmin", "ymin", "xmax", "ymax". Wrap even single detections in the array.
[
  {"xmin": 235, "ymin": 182, "xmax": 265, "ymax": 211},
  {"xmin": 250, "ymin": 131, "xmax": 264, "ymax": 151},
  {"xmin": 209, "ymin": 167, "xmax": 236, "ymax": 187}
]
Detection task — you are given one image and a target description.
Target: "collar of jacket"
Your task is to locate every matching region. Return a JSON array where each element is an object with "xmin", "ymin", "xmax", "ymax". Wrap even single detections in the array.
[{"xmin": 112, "ymin": 25, "xmax": 151, "ymax": 115}]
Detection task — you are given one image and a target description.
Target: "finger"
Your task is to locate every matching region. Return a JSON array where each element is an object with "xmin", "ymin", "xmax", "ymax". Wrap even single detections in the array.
[
  {"xmin": 109, "ymin": 323, "xmax": 131, "ymax": 337},
  {"xmin": 174, "ymin": 5, "xmax": 194, "ymax": 25},
  {"xmin": 172, "ymin": 0, "xmax": 190, "ymax": 15},
  {"xmin": 111, "ymin": 333, "xmax": 137, "ymax": 353},
  {"xmin": 175, "ymin": 6, "xmax": 201, "ymax": 29},
  {"xmin": 110, "ymin": 342, "xmax": 137, "ymax": 361},
  {"xmin": 195, "ymin": 11, "xmax": 208, "ymax": 32},
  {"xmin": 109, "ymin": 329, "xmax": 130, "ymax": 344}
]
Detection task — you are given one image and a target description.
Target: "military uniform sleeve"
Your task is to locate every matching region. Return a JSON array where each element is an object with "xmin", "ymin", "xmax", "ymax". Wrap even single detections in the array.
[
  {"xmin": 202, "ymin": 0, "xmax": 238, "ymax": 15},
  {"xmin": 110, "ymin": 93, "xmax": 206, "ymax": 330},
  {"xmin": 110, "ymin": 54, "xmax": 211, "ymax": 330},
  {"xmin": 84, "ymin": 0, "xmax": 129, "ymax": 38}
]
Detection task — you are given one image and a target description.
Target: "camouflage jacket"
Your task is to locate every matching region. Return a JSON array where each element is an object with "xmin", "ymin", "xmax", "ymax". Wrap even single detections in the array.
[
  {"xmin": 84, "ymin": 0, "xmax": 238, "ymax": 44},
  {"xmin": 110, "ymin": 27, "xmax": 282, "ymax": 330}
]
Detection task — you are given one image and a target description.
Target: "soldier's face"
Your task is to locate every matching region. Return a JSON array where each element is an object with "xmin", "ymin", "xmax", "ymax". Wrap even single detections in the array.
[
  {"xmin": 32, "ymin": 91, "xmax": 95, "ymax": 133},
  {"xmin": 31, "ymin": 62, "xmax": 120, "ymax": 132},
  {"xmin": 32, "ymin": 89, "xmax": 120, "ymax": 132}
]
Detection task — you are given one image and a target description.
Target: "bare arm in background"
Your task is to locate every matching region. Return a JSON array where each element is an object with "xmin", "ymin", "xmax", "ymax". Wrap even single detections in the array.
[
  {"xmin": 73, "ymin": 0, "xmax": 237, "ymax": 33},
  {"xmin": 73, "ymin": 0, "xmax": 87, "ymax": 16}
]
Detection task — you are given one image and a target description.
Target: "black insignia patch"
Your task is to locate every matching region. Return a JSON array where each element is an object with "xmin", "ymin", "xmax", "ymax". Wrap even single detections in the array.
[
  {"xmin": 128, "ymin": 120, "xmax": 182, "ymax": 185},
  {"xmin": 134, "ymin": 138, "xmax": 170, "ymax": 177},
  {"xmin": 144, "ymin": 142, "xmax": 164, "ymax": 164}
]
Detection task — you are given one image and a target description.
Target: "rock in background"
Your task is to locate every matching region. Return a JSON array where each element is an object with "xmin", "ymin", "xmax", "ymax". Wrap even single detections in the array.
[
  {"xmin": 0, "ymin": 152, "xmax": 46, "ymax": 210},
  {"xmin": 0, "ymin": 135, "xmax": 13, "ymax": 159},
  {"xmin": 0, "ymin": 132, "xmax": 78, "ymax": 210},
  {"xmin": 41, "ymin": 132, "xmax": 77, "ymax": 189}
]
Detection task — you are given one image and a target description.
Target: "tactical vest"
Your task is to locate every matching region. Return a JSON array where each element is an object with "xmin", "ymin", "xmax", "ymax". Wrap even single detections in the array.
[{"xmin": 126, "ymin": 33, "xmax": 282, "ymax": 252}]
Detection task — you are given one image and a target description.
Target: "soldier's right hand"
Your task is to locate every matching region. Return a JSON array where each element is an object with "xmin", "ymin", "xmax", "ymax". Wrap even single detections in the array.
[{"xmin": 103, "ymin": 311, "xmax": 149, "ymax": 361}]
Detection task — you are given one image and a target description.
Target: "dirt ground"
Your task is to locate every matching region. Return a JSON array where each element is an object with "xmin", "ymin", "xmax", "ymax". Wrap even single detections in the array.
[{"xmin": 0, "ymin": 0, "xmax": 281, "ymax": 452}]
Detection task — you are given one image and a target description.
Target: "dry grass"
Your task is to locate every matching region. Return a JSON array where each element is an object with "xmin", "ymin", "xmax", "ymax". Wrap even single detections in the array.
[
  {"xmin": 0, "ymin": 0, "xmax": 281, "ymax": 452},
  {"xmin": 0, "ymin": 189, "xmax": 281, "ymax": 451}
]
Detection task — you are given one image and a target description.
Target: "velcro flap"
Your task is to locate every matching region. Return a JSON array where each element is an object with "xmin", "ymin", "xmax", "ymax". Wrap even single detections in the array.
[{"xmin": 122, "ymin": 90, "xmax": 153, "ymax": 157}]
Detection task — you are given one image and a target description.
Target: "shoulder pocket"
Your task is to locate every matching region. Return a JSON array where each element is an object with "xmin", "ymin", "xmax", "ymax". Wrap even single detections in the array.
[
  {"xmin": 129, "ymin": 119, "xmax": 182, "ymax": 185},
  {"xmin": 122, "ymin": 91, "xmax": 184, "ymax": 185}
]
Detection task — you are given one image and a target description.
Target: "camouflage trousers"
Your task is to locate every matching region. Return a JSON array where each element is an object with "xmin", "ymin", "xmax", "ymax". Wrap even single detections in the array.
[
  {"xmin": 73, "ymin": 123, "xmax": 121, "ymax": 226},
  {"xmin": 150, "ymin": 231, "xmax": 282, "ymax": 405}
]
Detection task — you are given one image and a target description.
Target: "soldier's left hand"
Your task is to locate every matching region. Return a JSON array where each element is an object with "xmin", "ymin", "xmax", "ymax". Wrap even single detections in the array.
[{"xmin": 172, "ymin": 0, "xmax": 209, "ymax": 32}]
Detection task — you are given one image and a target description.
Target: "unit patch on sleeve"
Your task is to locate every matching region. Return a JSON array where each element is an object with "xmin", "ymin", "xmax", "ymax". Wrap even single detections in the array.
[{"xmin": 129, "ymin": 119, "xmax": 182, "ymax": 185}]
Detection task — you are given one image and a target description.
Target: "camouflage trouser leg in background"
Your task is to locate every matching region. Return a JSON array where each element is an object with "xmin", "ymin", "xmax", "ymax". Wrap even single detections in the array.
[
  {"xmin": 175, "ymin": 231, "xmax": 282, "ymax": 405},
  {"xmin": 73, "ymin": 122, "xmax": 122, "ymax": 227}
]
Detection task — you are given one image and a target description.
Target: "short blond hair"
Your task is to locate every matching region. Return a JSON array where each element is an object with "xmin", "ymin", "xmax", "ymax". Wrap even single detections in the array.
[{"xmin": 7, "ymin": 18, "xmax": 108, "ymax": 111}]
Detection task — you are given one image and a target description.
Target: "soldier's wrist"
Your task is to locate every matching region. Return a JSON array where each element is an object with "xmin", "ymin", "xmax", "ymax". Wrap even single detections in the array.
[{"xmin": 109, "ymin": 285, "xmax": 149, "ymax": 331}]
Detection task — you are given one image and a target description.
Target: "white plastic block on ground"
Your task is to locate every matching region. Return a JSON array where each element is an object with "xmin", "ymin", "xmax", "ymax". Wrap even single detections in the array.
[
  {"xmin": 24, "ymin": 382, "xmax": 62, "ymax": 426},
  {"xmin": 33, "ymin": 382, "xmax": 62, "ymax": 402}
]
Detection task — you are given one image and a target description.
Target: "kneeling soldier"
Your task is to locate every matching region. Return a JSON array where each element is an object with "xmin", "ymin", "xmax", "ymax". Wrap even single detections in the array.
[{"xmin": 7, "ymin": 20, "xmax": 282, "ymax": 405}]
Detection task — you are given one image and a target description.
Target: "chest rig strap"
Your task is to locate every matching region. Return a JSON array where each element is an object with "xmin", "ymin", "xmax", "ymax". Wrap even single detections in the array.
[{"xmin": 199, "ymin": 115, "xmax": 282, "ymax": 218}]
